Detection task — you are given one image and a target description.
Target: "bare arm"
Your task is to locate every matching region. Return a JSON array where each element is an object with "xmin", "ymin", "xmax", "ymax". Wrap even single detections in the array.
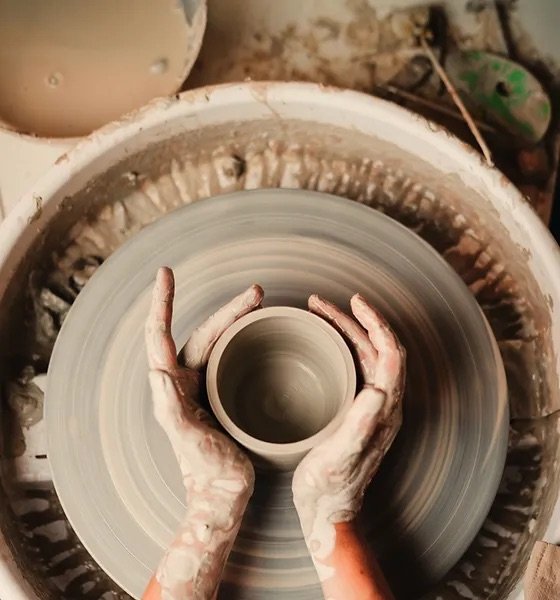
[
  {"xmin": 322, "ymin": 522, "xmax": 394, "ymax": 600},
  {"xmin": 293, "ymin": 294, "xmax": 405, "ymax": 600},
  {"xmin": 143, "ymin": 267, "xmax": 263, "ymax": 600}
]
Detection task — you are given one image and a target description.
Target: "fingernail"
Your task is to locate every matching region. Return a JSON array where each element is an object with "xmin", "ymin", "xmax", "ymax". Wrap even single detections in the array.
[
  {"xmin": 351, "ymin": 293, "xmax": 365, "ymax": 304},
  {"xmin": 308, "ymin": 294, "xmax": 321, "ymax": 309},
  {"xmin": 249, "ymin": 284, "xmax": 264, "ymax": 304}
]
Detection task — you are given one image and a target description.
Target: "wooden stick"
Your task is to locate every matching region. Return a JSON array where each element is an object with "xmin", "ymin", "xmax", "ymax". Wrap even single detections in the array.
[
  {"xmin": 376, "ymin": 84, "xmax": 498, "ymax": 134},
  {"xmin": 419, "ymin": 34, "xmax": 494, "ymax": 167}
]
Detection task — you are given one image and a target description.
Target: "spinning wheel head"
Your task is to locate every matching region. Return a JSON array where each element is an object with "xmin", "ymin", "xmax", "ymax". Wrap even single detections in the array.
[{"xmin": 46, "ymin": 189, "xmax": 507, "ymax": 598}]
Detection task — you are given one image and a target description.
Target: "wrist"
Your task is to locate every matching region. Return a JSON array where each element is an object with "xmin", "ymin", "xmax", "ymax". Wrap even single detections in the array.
[
  {"xmin": 296, "ymin": 509, "xmax": 337, "ymax": 577},
  {"xmin": 295, "ymin": 507, "xmax": 363, "ymax": 584},
  {"xmin": 156, "ymin": 488, "xmax": 249, "ymax": 600},
  {"xmin": 313, "ymin": 522, "xmax": 395, "ymax": 600},
  {"xmin": 293, "ymin": 495, "xmax": 358, "ymax": 556}
]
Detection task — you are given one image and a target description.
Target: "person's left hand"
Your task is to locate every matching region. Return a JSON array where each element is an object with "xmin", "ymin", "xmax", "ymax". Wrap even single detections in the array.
[
  {"xmin": 145, "ymin": 267, "xmax": 263, "ymax": 497},
  {"xmin": 144, "ymin": 267, "xmax": 263, "ymax": 599}
]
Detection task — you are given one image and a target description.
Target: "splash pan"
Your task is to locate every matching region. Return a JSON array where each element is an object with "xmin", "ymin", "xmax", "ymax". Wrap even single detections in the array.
[{"xmin": 0, "ymin": 83, "xmax": 558, "ymax": 599}]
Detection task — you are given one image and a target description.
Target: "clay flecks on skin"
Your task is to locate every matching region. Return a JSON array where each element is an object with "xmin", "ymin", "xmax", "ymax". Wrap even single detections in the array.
[
  {"xmin": 146, "ymin": 274, "xmax": 260, "ymax": 600},
  {"xmin": 292, "ymin": 293, "xmax": 405, "ymax": 589},
  {"xmin": 155, "ymin": 467, "xmax": 251, "ymax": 600},
  {"xmin": 294, "ymin": 393, "xmax": 384, "ymax": 555},
  {"xmin": 292, "ymin": 389, "xmax": 389, "ymax": 581}
]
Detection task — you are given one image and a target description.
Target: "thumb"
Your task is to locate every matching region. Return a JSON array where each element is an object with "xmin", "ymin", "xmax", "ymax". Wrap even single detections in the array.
[{"xmin": 148, "ymin": 370, "xmax": 186, "ymax": 433}]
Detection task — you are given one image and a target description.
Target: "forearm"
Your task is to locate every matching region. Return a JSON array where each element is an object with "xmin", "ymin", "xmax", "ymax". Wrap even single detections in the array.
[
  {"xmin": 143, "ymin": 489, "xmax": 249, "ymax": 600},
  {"xmin": 307, "ymin": 520, "xmax": 394, "ymax": 600},
  {"xmin": 153, "ymin": 516, "xmax": 240, "ymax": 599}
]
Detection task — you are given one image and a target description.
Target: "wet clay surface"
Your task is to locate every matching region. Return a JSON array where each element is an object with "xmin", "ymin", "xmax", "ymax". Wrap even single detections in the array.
[{"xmin": 0, "ymin": 119, "xmax": 557, "ymax": 598}]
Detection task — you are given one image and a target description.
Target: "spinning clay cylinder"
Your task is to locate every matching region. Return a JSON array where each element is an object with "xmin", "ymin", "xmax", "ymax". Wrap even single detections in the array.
[{"xmin": 206, "ymin": 306, "xmax": 357, "ymax": 469}]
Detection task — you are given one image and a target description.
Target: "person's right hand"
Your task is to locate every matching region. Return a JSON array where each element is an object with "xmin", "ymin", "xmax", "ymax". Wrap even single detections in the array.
[{"xmin": 292, "ymin": 293, "xmax": 406, "ymax": 583}]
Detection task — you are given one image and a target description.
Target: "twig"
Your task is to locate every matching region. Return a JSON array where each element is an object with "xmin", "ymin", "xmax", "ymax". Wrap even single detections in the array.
[
  {"xmin": 419, "ymin": 34, "xmax": 494, "ymax": 167},
  {"xmin": 376, "ymin": 84, "xmax": 499, "ymax": 134}
]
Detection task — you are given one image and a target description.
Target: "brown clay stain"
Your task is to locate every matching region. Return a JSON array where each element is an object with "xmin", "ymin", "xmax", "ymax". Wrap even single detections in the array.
[
  {"xmin": 54, "ymin": 152, "xmax": 69, "ymax": 165},
  {"xmin": 27, "ymin": 195, "xmax": 43, "ymax": 225}
]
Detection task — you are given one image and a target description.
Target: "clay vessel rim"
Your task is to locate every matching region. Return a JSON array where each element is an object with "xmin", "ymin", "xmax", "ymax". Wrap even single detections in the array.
[{"xmin": 206, "ymin": 305, "xmax": 357, "ymax": 454}]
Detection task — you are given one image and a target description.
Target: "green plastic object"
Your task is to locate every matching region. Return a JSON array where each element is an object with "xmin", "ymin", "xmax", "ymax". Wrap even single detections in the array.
[{"xmin": 447, "ymin": 50, "xmax": 551, "ymax": 143}]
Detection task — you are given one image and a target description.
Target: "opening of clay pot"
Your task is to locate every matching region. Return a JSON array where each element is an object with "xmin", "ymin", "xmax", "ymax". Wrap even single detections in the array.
[{"xmin": 207, "ymin": 306, "xmax": 356, "ymax": 467}]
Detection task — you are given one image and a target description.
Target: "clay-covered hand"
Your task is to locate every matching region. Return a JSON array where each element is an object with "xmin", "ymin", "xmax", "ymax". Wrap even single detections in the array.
[
  {"xmin": 144, "ymin": 267, "xmax": 262, "ymax": 600},
  {"xmin": 292, "ymin": 294, "xmax": 405, "ymax": 581}
]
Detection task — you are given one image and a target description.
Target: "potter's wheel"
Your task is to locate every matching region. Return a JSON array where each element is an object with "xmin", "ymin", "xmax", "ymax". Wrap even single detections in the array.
[{"xmin": 46, "ymin": 189, "xmax": 508, "ymax": 599}]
